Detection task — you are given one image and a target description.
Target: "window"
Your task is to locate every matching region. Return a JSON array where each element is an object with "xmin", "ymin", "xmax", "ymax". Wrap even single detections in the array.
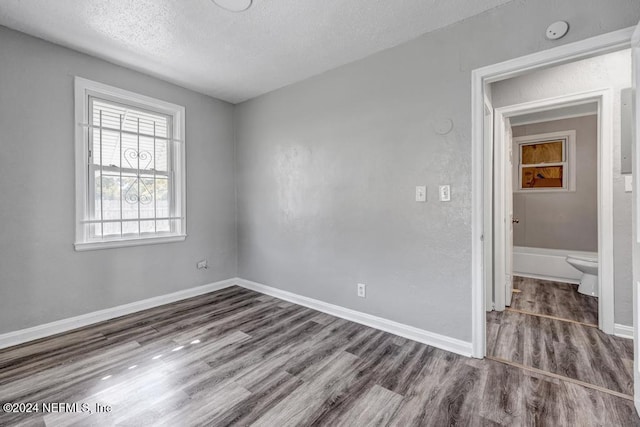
[
  {"xmin": 513, "ymin": 130, "xmax": 576, "ymax": 192},
  {"xmin": 74, "ymin": 78, "xmax": 186, "ymax": 250}
]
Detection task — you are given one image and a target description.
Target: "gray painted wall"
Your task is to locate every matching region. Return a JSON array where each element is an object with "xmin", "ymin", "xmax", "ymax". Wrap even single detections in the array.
[
  {"xmin": 492, "ymin": 49, "xmax": 633, "ymax": 326},
  {"xmin": 512, "ymin": 116, "xmax": 598, "ymax": 252},
  {"xmin": 0, "ymin": 26, "xmax": 237, "ymax": 333},
  {"xmin": 235, "ymin": 0, "xmax": 640, "ymax": 340}
]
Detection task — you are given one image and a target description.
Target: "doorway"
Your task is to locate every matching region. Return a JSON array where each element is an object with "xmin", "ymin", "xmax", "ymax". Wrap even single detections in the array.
[
  {"xmin": 491, "ymin": 89, "xmax": 614, "ymax": 332},
  {"xmin": 470, "ymin": 23, "xmax": 640, "ymax": 411},
  {"xmin": 485, "ymin": 91, "xmax": 636, "ymax": 398},
  {"xmin": 471, "ymin": 25, "xmax": 635, "ymax": 355},
  {"xmin": 489, "ymin": 51, "xmax": 634, "ymax": 398}
]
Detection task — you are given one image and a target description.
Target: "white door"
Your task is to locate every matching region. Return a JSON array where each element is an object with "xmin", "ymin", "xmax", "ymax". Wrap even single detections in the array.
[
  {"xmin": 504, "ymin": 119, "xmax": 514, "ymax": 307},
  {"xmin": 631, "ymin": 19, "xmax": 640, "ymax": 415},
  {"xmin": 493, "ymin": 113, "xmax": 514, "ymax": 310}
]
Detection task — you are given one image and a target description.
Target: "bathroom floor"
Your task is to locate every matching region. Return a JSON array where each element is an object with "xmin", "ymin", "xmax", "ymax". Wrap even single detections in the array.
[
  {"xmin": 487, "ymin": 276, "xmax": 634, "ymax": 401},
  {"xmin": 509, "ymin": 276, "xmax": 598, "ymax": 325}
]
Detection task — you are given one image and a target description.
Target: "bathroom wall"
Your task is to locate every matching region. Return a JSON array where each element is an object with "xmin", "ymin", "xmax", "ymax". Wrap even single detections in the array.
[
  {"xmin": 512, "ymin": 115, "xmax": 598, "ymax": 252},
  {"xmin": 492, "ymin": 49, "xmax": 633, "ymax": 326}
]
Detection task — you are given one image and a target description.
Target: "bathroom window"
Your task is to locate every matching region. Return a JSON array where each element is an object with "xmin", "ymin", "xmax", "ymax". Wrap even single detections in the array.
[
  {"xmin": 74, "ymin": 77, "xmax": 186, "ymax": 250},
  {"xmin": 514, "ymin": 130, "xmax": 576, "ymax": 192}
]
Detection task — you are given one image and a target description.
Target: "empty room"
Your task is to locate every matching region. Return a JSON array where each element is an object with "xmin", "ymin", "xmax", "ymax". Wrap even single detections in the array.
[{"xmin": 1, "ymin": 0, "xmax": 640, "ymax": 425}]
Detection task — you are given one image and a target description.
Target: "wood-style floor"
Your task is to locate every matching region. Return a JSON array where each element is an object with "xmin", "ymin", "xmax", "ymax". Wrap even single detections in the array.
[
  {"xmin": 488, "ymin": 276, "xmax": 635, "ymax": 408},
  {"xmin": 510, "ymin": 276, "xmax": 599, "ymax": 325},
  {"xmin": 1, "ymin": 285, "xmax": 638, "ymax": 426}
]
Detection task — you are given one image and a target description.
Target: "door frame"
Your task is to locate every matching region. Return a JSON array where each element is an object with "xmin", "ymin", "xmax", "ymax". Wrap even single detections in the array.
[
  {"xmin": 483, "ymin": 94, "xmax": 494, "ymax": 312},
  {"xmin": 492, "ymin": 90, "xmax": 614, "ymax": 333},
  {"xmin": 471, "ymin": 25, "xmax": 635, "ymax": 359},
  {"xmin": 631, "ymin": 22, "xmax": 640, "ymax": 414}
]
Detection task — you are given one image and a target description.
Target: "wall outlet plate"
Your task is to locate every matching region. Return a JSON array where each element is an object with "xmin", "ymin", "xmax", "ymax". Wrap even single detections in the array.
[
  {"xmin": 197, "ymin": 260, "xmax": 208, "ymax": 270},
  {"xmin": 415, "ymin": 186, "xmax": 426, "ymax": 202},
  {"xmin": 357, "ymin": 283, "xmax": 366, "ymax": 298},
  {"xmin": 624, "ymin": 175, "xmax": 633, "ymax": 193}
]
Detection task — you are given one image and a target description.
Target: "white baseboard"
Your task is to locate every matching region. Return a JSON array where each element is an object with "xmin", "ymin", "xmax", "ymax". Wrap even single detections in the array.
[
  {"xmin": 614, "ymin": 323, "xmax": 633, "ymax": 340},
  {"xmin": 1, "ymin": 276, "xmax": 474, "ymax": 358},
  {"xmin": 236, "ymin": 278, "xmax": 473, "ymax": 357},
  {"xmin": 0, "ymin": 278, "xmax": 237, "ymax": 350}
]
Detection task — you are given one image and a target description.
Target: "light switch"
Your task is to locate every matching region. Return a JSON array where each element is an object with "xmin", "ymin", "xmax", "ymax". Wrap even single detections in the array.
[
  {"xmin": 439, "ymin": 185, "xmax": 451, "ymax": 202},
  {"xmin": 625, "ymin": 175, "xmax": 633, "ymax": 193},
  {"xmin": 415, "ymin": 186, "xmax": 427, "ymax": 202}
]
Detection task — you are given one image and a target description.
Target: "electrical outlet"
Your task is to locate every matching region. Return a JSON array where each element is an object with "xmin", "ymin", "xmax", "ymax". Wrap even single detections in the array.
[
  {"xmin": 415, "ymin": 186, "xmax": 426, "ymax": 202},
  {"xmin": 197, "ymin": 260, "xmax": 208, "ymax": 270},
  {"xmin": 357, "ymin": 283, "xmax": 366, "ymax": 298}
]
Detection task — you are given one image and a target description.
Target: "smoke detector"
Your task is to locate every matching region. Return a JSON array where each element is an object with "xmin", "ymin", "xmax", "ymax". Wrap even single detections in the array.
[{"xmin": 546, "ymin": 21, "xmax": 569, "ymax": 40}]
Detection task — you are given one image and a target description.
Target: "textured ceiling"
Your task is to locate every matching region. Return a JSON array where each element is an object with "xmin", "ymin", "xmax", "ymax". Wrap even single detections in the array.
[{"xmin": 0, "ymin": 0, "xmax": 513, "ymax": 103}]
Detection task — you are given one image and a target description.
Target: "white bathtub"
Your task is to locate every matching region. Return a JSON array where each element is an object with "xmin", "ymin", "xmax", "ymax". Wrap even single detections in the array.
[{"xmin": 512, "ymin": 246, "xmax": 597, "ymax": 284}]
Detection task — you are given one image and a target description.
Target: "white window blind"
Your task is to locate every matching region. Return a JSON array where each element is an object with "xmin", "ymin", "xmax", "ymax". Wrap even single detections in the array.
[{"xmin": 75, "ymin": 78, "xmax": 186, "ymax": 250}]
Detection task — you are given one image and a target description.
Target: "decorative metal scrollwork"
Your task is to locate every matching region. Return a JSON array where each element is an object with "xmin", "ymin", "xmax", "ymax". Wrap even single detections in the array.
[
  {"xmin": 121, "ymin": 149, "xmax": 155, "ymax": 205},
  {"xmin": 124, "ymin": 179, "xmax": 154, "ymax": 205},
  {"xmin": 124, "ymin": 148, "xmax": 153, "ymax": 170}
]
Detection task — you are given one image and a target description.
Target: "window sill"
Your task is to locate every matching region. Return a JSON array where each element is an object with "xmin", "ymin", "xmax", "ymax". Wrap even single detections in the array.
[{"xmin": 74, "ymin": 234, "xmax": 186, "ymax": 251}]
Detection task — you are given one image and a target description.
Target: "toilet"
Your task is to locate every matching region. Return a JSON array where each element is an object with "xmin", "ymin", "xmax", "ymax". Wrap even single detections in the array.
[{"xmin": 565, "ymin": 254, "xmax": 599, "ymax": 297}]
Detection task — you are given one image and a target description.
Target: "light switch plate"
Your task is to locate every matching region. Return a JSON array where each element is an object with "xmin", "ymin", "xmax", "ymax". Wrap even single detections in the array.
[
  {"xmin": 624, "ymin": 175, "xmax": 633, "ymax": 193},
  {"xmin": 415, "ymin": 186, "xmax": 426, "ymax": 202},
  {"xmin": 439, "ymin": 185, "xmax": 451, "ymax": 202}
]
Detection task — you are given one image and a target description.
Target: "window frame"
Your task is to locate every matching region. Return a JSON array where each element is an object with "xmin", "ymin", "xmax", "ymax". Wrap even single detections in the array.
[
  {"xmin": 513, "ymin": 130, "xmax": 576, "ymax": 193},
  {"xmin": 74, "ymin": 77, "xmax": 186, "ymax": 251}
]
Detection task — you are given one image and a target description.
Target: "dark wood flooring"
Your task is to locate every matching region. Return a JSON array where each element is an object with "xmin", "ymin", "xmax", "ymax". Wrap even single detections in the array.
[
  {"xmin": 0, "ymin": 285, "xmax": 638, "ymax": 426},
  {"xmin": 511, "ymin": 276, "xmax": 599, "ymax": 325},
  {"xmin": 488, "ymin": 276, "xmax": 635, "ymax": 411},
  {"xmin": 487, "ymin": 310, "xmax": 634, "ymax": 395}
]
